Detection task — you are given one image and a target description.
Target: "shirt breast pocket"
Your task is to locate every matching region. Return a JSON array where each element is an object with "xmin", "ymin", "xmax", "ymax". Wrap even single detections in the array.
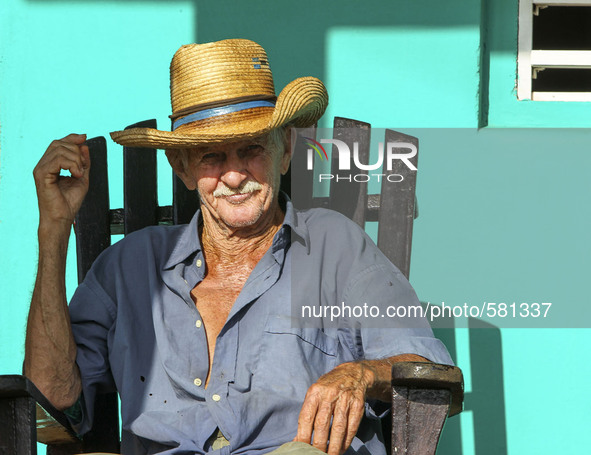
[{"xmin": 252, "ymin": 315, "xmax": 339, "ymax": 396}]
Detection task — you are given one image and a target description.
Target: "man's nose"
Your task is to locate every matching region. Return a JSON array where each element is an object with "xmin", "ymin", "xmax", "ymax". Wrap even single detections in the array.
[{"xmin": 219, "ymin": 155, "xmax": 248, "ymax": 188}]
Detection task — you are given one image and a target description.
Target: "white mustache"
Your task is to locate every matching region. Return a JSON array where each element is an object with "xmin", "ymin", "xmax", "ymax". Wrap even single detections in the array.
[{"xmin": 213, "ymin": 181, "xmax": 263, "ymax": 198}]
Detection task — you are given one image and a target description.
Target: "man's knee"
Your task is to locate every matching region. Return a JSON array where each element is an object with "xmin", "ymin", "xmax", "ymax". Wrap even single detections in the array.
[{"xmin": 268, "ymin": 441, "xmax": 327, "ymax": 455}]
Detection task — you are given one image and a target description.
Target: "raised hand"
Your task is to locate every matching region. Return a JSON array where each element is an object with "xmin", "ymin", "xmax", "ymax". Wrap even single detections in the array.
[
  {"xmin": 33, "ymin": 133, "xmax": 90, "ymax": 230},
  {"xmin": 26, "ymin": 134, "xmax": 89, "ymax": 409}
]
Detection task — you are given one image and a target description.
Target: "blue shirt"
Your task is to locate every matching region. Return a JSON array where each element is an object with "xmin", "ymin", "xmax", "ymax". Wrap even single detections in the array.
[{"xmin": 69, "ymin": 200, "xmax": 452, "ymax": 454}]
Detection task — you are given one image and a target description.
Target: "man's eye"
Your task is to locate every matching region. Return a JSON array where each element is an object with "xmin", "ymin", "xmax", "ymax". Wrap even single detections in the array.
[
  {"xmin": 201, "ymin": 153, "xmax": 224, "ymax": 163},
  {"xmin": 241, "ymin": 145, "xmax": 264, "ymax": 156}
]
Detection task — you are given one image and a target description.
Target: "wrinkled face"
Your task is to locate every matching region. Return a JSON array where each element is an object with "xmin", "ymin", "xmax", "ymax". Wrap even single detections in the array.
[{"xmin": 170, "ymin": 132, "xmax": 291, "ymax": 230}]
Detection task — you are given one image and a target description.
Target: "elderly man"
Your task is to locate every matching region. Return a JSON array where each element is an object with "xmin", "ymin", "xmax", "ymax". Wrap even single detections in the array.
[{"xmin": 25, "ymin": 39, "xmax": 452, "ymax": 455}]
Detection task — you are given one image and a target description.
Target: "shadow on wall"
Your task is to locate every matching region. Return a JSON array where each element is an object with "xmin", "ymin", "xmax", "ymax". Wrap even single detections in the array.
[
  {"xmin": 195, "ymin": 0, "xmax": 484, "ymax": 92},
  {"xmin": 434, "ymin": 317, "xmax": 508, "ymax": 455}
]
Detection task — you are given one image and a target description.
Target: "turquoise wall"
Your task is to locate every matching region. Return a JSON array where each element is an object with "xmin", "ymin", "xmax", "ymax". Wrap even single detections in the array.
[{"xmin": 1, "ymin": 1, "xmax": 589, "ymax": 454}]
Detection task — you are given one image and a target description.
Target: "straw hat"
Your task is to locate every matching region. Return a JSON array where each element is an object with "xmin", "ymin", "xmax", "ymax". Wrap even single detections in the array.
[{"xmin": 110, "ymin": 39, "xmax": 328, "ymax": 148}]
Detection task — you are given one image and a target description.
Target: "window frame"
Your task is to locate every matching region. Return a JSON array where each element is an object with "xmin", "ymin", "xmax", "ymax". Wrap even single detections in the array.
[{"xmin": 517, "ymin": 0, "xmax": 591, "ymax": 101}]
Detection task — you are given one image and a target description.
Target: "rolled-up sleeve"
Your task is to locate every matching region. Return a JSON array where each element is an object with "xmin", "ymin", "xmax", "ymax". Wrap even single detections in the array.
[{"xmin": 68, "ymin": 273, "xmax": 117, "ymax": 434}]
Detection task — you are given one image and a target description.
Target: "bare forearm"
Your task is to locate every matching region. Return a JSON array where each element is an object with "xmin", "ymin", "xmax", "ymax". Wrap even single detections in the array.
[{"xmin": 25, "ymin": 224, "xmax": 81, "ymax": 410}]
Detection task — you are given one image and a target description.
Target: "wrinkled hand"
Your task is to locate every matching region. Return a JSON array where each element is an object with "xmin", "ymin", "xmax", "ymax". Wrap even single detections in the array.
[
  {"xmin": 295, "ymin": 362, "xmax": 375, "ymax": 455},
  {"xmin": 33, "ymin": 134, "xmax": 90, "ymax": 230}
]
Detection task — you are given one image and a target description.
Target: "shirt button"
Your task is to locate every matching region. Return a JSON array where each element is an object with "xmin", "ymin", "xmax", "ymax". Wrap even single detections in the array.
[
  {"xmin": 195, "ymin": 320, "xmax": 202, "ymax": 328},
  {"xmin": 212, "ymin": 394, "xmax": 221, "ymax": 402},
  {"xmin": 196, "ymin": 259, "xmax": 203, "ymax": 268},
  {"xmin": 194, "ymin": 378, "xmax": 202, "ymax": 387}
]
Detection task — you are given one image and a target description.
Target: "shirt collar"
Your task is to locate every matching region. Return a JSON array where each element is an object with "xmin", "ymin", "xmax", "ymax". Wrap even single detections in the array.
[
  {"xmin": 163, "ymin": 209, "xmax": 203, "ymax": 270},
  {"xmin": 162, "ymin": 192, "xmax": 310, "ymax": 270},
  {"xmin": 280, "ymin": 194, "xmax": 310, "ymax": 253}
]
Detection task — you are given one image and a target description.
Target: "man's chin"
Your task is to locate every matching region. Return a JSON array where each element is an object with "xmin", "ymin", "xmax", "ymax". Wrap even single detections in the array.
[
  {"xmin": 221, "ymin": 216, "xmax": 261, "ymax": 229},
  {"xmin": 218, "ymin": 207, "xmax": 265, "ymax": 229}
]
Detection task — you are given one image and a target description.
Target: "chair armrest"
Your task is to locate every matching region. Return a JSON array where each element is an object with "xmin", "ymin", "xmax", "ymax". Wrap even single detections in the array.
[
  {"xmin": 0, "ymin": 374, "xmax": 80, "ymax": 446},
  {"xmin": 391, "ymin": 361, "xmax": 463, "ymax": 416}
]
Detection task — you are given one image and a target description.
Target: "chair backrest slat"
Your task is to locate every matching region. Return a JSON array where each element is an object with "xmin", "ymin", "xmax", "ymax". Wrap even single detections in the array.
[
  {"xmin": 330, "ymin": 117, "xmax": 371, "ymax": 228},
  {"xmin": 377, "ymin": 129, "xmax": 419, "ymax": 279},
  {"xmin": 173, "ymin": 174, "xmax": 200, "ymax": 225},
  {"xmin": 73, "ymin": 136, "xmax": 120, "ymax": 453},
  {"xmin": 75, "ymin": 137, "xmax": 111, "ymax": 283},
  {"xmin": 124, "ymin": 119, "xmax": 158, "ymax": 235}
]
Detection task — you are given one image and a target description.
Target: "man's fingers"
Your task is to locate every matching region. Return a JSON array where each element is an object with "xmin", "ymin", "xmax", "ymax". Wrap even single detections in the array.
[
  {"xmin": 46, "ymin": 137, "xmax": 86, "ymax": 161},
  {"xmin": 43, "ymin": 135, "xmax": 88, "ymax": 167},
  {"xmin": 36, "ymin": 145, "xmax": 86, "ymax": 181},
  {"xmin": 342, "ymin": 398, "xmax": 366, "ymax": 452},
  {"xmin": 295, "ymin": 393, "xmax": 319, "ymax": 444},
  {"xmin": 60, "ymin": 133, "xmax": 87, "ymax": 144},
  {"xmin": 79, "ymin": 144, "xmax": 90, "ymax": 170},
  {"xmin": 298, "ymin": 363, "xmax": 373, "ymax": 453},
  {"xmin": 58, "ymin": 157, "xmax": 85, "ymax": 179},
  {"xmin": 327, "ymin": 398, "xmax": 350, "ymax": 455},
  {"xmin": 51, "ymin": 139, "xmax": 86, "ymax": 156},
  {"xmin": 297, "ymin": 393, "xmax": 364, "ymax": 455},
  {"xmin": 39, "ymin": 153, "xmax": 84, "ymax": 181},
  {"xmin": 311, "ymin": 398, "xmax": 335, "ymax": 452}
]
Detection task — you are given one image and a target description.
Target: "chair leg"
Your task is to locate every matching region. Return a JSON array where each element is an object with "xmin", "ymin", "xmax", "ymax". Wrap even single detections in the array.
[
  {"xmin": 391, "ymin": 387, "xmax": 451, "ymax": 455},
  {"xmin": 0, "ymin": 395, "xmax": 37, "ymax": 455}
]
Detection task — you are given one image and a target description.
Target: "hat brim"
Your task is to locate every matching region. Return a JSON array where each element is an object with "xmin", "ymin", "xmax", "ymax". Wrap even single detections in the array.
[{"xmin": 110, "ymin": 77, "xmax": 327, "ymax": 149}]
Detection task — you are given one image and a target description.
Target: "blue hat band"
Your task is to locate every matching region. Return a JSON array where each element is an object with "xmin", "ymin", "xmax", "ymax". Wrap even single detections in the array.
[{"xmin": 172, "ymin": 100, "xmax": 276, "ymax": 131}]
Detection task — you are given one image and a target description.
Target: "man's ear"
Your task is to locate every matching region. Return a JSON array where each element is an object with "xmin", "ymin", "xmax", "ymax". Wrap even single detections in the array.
[
  {"xmin": 280, "ymin": 129, "xmax": 294, "ymax": 175},
  {"xmin": 165, "ymin": 150, "xmax": 197, "ymax": 190}
]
